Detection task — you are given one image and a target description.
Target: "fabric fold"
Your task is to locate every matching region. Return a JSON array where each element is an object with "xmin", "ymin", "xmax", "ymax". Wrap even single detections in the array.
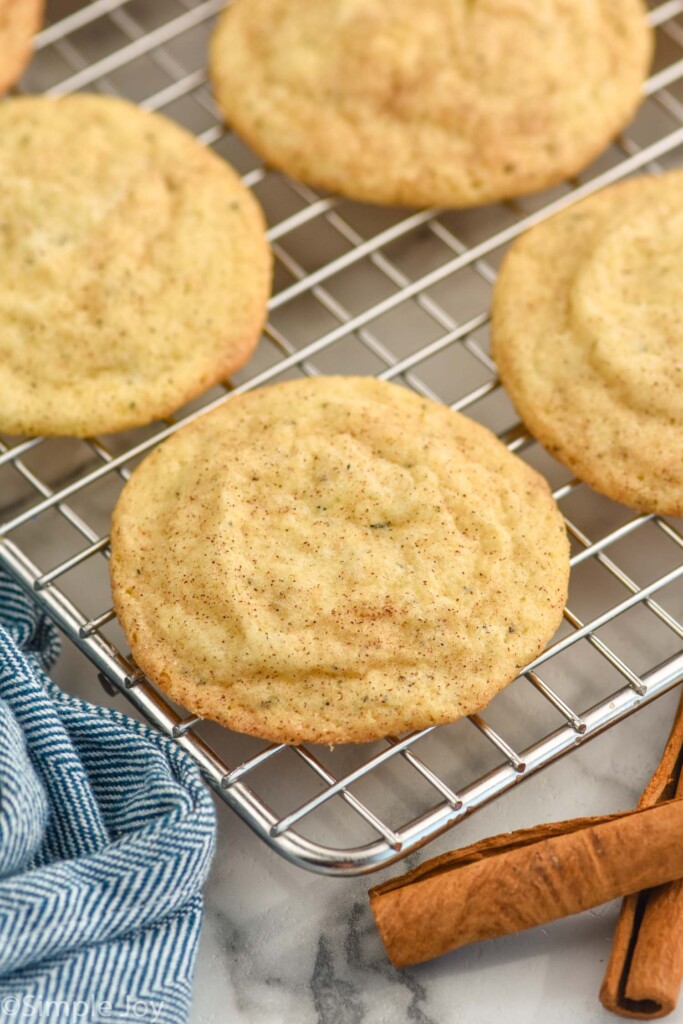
[{"xmin": 0, "ymin": 571, "xmax": 216, "ymax": 1024}]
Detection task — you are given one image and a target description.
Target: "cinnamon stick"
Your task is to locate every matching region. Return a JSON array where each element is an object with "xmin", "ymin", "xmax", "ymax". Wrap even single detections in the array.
[
  {"xmin": 369, "ymin": 799, "xmax": 683, "ymax": 969},
  {"xmin": 600, "ymin": 692, "xmax": 683, "ymax": 1019}
]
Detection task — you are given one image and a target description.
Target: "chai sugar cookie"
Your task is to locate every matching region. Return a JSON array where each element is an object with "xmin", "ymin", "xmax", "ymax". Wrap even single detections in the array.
[
  {"xmin": 492, "ymin": 171, "xmax": 683, "ymax": 516},
  {"xmin": 0, "ymin": 0, "xmax": 43, "ymax": 94},
  {"xmin": 209, "ymin": 0, "xmax": 652, "ymax": 209},
  {"xmin": 0, "ymin": 94, "xmax": 271, "ymax": 437},
  {"xmin": 110, "ymin": 377, "xmax": 569, "ymax": 745}
]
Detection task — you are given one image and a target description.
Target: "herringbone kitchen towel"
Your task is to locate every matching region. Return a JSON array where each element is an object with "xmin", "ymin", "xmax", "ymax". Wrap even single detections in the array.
[{"xmin": 0, "ymin": 570, "xmax": 216, "ymax": 1023}]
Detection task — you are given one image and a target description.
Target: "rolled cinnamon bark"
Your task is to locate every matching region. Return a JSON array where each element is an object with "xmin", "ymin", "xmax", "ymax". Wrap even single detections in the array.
[
  {"xmin": 369, "ymin": 799, "xmax": 683, "ymax": 969},
  {"xmin": 600, "ymin": 692, "xmax": 683, "ymax": 1019}
]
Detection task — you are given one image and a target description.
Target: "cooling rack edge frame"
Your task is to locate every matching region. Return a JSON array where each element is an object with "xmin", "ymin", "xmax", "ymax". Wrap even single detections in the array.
[{"xmin": 2, "ymin": 537, "xmax": 683, "ymax": 877}]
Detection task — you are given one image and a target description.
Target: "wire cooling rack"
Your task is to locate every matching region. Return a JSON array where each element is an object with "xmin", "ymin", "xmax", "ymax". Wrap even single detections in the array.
[{"xmin": 2, "ymin": 0, "xmax": 683, "ymax": 876}]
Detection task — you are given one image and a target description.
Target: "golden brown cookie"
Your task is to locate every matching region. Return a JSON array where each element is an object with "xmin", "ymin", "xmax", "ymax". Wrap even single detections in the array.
[
  {"xmin": 209, "ymin": 0, "xmax": 652, "ymax": 209},
  {"xmin": 110, "ymin": 377, "xmax": 569, "ymax": 745},
  {"xmin": 492, "ymin": 171, "xmax": 683, "ymax": 516},
  {"xmin": 0, "ymin": 0, "xmax": 43, "ymax": 94},
  {"xmin": 0, "ymin": 94, "xmax": 271, "ymax": 437}
]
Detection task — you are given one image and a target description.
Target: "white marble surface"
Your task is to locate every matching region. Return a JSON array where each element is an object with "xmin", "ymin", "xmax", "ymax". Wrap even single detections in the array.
[{"xmin": 51, "ymin": 639, "xmax": 683, "ymax": 1024}]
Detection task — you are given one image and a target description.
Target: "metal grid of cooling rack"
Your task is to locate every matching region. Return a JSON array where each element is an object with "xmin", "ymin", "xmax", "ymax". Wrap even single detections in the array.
[{"xmin": 1, "ymin": 0, "xmax": 683, "ymax": 876}]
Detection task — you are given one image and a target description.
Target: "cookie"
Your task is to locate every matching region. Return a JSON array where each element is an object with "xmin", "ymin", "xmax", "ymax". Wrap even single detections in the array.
[
  {"xmin": 110, "ymin": 377, "xmax": 569, "ymax": 745},
  {"xmin": 0, "ymin": 0, "xmax": 43, "ymax": 94},
  {"xmin": 492, "ymin": 171, "xmax": 683, "ymax": 516},
  {"xmin": 0, "ymin": 94, "xmax": 271, "ymax": 437},
  {"xmin": 209, "ymin": 0, "xmax": 652, "ymax": 209}
]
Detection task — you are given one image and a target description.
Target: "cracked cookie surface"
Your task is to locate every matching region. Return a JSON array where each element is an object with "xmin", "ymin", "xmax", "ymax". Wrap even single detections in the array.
[
  {"xmin": 492, "ymin": 171, "xmax": 683, "ymax": 515},
  {"xmin": 209, "ymin": 0, "xmax": 651, "ymax": 208},
  {"xmin": 0, "ymin": 94, "xmax": 271, "ymax": 437},
  {"xmin": 111, "ymin": 377, "xmax": 569, "ymax": 744}
]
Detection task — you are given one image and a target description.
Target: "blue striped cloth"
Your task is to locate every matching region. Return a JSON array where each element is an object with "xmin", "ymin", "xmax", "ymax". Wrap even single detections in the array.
[{"xmin": 0, "ymin": 570, "xmax": 216, "ymax": 1023}]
